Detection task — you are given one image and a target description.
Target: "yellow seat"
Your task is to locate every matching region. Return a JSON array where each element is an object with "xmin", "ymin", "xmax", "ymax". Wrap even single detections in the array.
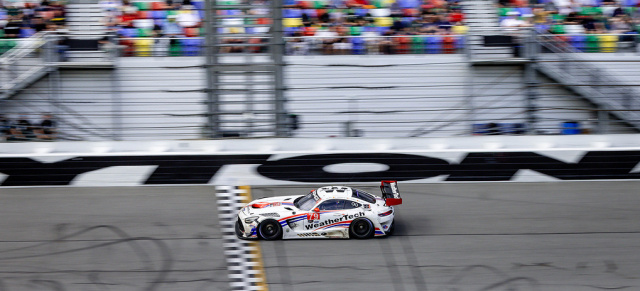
[
  {"xmin": 452, "ymin": 25, "xmax": 468, "ymax": 35},
  {"xmin": 599, "ymin": 34, "xmax": 618, "ymax": 53},
  {"xmin": 374, "ymin": 17, "xmax": 392, "ymax": 27},
  {"xmin": 283, "ymin": 18, "xmax": 303, "ymax": 27},
  {"xmin": 134, "ymin": 39, "xmax": 154, "ymax": 57}
]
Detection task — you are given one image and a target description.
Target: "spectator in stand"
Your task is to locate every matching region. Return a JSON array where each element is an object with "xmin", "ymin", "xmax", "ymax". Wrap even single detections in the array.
[
  {"xmin": 501, "ymin": 11, "xmax": 527, "ymax": 27},
  {"xmin": 33, "ymin": 113, "xmax": 57, "ymax": 140},
  {"xmin": 315, "ymin": 25, "xmax": 339, "ymax": 54},
  {"xmin": 286, "ymin": 30, "xmax": 310, "ymax": 55},
  {"xmin": 4, "ymin": 14, "xmax": 22, "ymax": 38},
  {"xmin": 8, "ymin": 114, "xmax": 33, "ymax": 141},
  {"xmin": 176, "ymin": 5, "xmax": 201, "ymax": 28},
  {"xmin": 163, "ymin": 15, "xmax": 183, "ymax": 37},
  {"xmin": 31, "ymin": 16, "xmax": 47, "ymax": 32}
]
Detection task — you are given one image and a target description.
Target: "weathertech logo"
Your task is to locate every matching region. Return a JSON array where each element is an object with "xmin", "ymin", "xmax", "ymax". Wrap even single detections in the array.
[{"xmin": 304, "ymin": 212, "xmax": 365, "ymax": 230}]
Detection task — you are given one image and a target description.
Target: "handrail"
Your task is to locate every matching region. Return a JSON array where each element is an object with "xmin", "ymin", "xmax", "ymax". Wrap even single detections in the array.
[
  {"xmin": 0, "ymin": 31, "xmax": 50, "ymax": 63},
  {"xmin": 536, "ymin": 33, "xmax": 640, "ymax": 129}
]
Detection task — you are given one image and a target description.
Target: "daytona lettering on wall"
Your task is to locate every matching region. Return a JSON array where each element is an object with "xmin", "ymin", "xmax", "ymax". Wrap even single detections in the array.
[{"xmin": 0, "ymin": 151, "xmax": 640, "ymax": 186}]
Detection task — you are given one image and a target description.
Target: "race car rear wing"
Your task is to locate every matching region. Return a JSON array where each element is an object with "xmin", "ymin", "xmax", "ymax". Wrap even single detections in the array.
[{"xmin": 380, "ymin": 180, "xmax": 402, "ymax": 206}]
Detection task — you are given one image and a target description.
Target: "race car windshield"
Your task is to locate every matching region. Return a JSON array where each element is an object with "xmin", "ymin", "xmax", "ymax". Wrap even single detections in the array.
[{"xmin": 294, "ymin": 191, "xmax": 319, "ymax": 211}]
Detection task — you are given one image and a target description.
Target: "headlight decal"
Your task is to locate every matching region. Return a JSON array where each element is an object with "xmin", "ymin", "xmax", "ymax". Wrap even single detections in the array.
[{"xmin": 244, "ymin": 216, "xmax": 259, "ymax": 224}]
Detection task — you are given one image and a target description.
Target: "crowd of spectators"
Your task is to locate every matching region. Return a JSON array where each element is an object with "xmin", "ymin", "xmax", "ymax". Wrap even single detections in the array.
[
  {"xmin": 499, "ymin": 0, "xmax": 640, "ymax": 36},
  {"xmin": 0, "ymin": 113, "xmax": 57, "ymax": 142},
  {"xmin": 97, "ymin": 0, "xmax": 469, "ymax": 55},
  {"xmin": 0, "ymin": 1, "xmax": 65, "ymax": 39},
  {"xmin": 2, "ymin": 0, "xmax": 640, "ymax": 55}
]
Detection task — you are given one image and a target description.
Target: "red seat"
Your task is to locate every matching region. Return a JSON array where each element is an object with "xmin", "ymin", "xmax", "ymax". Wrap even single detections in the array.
[
  {"xmin": 151, "ymin": 2, "xmax": 167, "ymax": 10},
  {"xmin": 185, "ymin": 27, "xmax": 199, "ymax": 37},
  {"xmin": 443, "ymin": 36, "xmax": 455, "ymax": 54},
  {"xmin": 395, "ymin": 37, "xmax": 410, "ymax": 54},
  {"xmin": 119, "ymin": 40, "xmax": 135, "ymax": 57}
]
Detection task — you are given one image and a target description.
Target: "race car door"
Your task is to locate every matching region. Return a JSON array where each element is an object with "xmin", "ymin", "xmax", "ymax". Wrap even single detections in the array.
[{"xmin": 303, "ymin": 199, "xmax": 359, "ymax": 234}]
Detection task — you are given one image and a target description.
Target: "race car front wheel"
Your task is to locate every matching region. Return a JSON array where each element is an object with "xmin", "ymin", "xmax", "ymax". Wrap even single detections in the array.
[
  {"xmin": 235, "ymin": 219, "xmax": 244, "ymax": 239},
  {"xmin": 349, "ymin": 218, "xmax": 374, "ymax": 239},
  {"xmin": 258, "ymin": 219, "xmax": 282, "ymax": 240}
]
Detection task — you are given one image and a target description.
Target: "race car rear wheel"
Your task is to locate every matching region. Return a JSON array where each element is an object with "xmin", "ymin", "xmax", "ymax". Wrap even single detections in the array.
[
  {"xmin": 258, "ymin": 219, "xmax": 282, "ymax": 240},
  {"xmin": 349, "ymin": 218, "xmax": 374, "ymax": 239}
]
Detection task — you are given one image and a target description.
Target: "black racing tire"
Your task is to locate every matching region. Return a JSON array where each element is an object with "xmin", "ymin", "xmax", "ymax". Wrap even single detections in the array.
[
  {"xmin": 349, "ymin": 218, "xmax": 374, "ymax": 239},
  {"xmin": 235, "ymin": 220, "xmax": 245, "ymax": 239},
  {"xmin": 258, "ymin": 219, "xmax": 282, "ymax": 240}
]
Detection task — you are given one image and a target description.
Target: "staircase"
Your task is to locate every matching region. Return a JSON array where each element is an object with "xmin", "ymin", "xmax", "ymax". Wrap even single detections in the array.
[
  {"xmin": 462, "ymin": 0, "xmax": 518, "ymax": 61},
  {"xmin": 0, "ymin": 33, "xmax": 53, "ymax": 99},
  {"xmin": 536, "ymin": 34, "xmax": 640, "ymax": 131}
]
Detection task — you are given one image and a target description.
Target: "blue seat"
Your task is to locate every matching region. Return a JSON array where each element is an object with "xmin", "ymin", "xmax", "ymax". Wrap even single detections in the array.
[
  {"xmin": 517, "ymin": 7, "xmax": 532, "ymax": 15},
  {"xmin": 181, "ymin": 38, "xmax": 203, "ymax": 56},
  {"xmin": 377, "ymin": 26, "xmax": 390, "ymax": 34},
  {"xmin": 570, "ymin": 34, "xmax": 586, "ymax": 52},
  {"xmin": 352, "ymin": 37, "xmax": 365, "ymax": 54},
  {"xmin": 154, "ymin": 19, "xmax": 166, "ymax": 27},
  {"xmin": 535, "ymin": 24, "xmax": 550, "ymax": 33},
  {"xmin": 284, "ymin": 26, "xmax": 300, "ymax": 36},
  {"xmin": 119, "ymin": 28, "xmax": 137, "ymax": 37},
  {"xmin": 193, "ymin": 1, "xmax": 204, "ymax": 10},
  {"xmin": 19, "ymin": 28, "xmax": 36, "ymax": 38},
  {"xmin": 151, "ymin": 10, "xmax": 166, "ymax": 19},
  {"xmin": 455, "ymin": 36, "xmax": 465, "ymax": 50},
  {"xmin": 304, "ymin": 9, "xmax": 317, "ymax": 18},
  {"xmin": 355, "ymin": 8, "xmax": 369, "ymax": 17},
  {"xmin": 398, "ymin": 0, "xmax": 419, "ymax": 8},
  {"xmin": 424, "ymin": 36, "xmax": 442, "ymax": 54},
  {"xmin": 283, "ymin": 9, "xmax": 302, "ymax": 18}
]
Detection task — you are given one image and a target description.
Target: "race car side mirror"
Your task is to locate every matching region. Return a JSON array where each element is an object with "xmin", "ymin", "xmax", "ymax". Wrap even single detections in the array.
[{"xmin": 313, "ymin": 208, "xmax": 320, "ymax": 213}]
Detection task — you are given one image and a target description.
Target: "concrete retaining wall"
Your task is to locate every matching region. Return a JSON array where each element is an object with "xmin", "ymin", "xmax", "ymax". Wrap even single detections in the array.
[{"xmin": 1, "ymin": 134, "xmax": 640, "ymax": 186}]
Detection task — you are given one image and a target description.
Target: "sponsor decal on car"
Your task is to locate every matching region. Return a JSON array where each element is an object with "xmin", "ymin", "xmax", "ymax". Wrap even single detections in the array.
[
  {"xmin": 306, "ymin": 212, "xmax": 320, "ymax": 222},
  {"xmin": 297, "ymin": 233, "xmax": 322, "ymax": 237},
  {"xmin": 305, "ymin": 212, "xmax": 365, "ymax": 230}
]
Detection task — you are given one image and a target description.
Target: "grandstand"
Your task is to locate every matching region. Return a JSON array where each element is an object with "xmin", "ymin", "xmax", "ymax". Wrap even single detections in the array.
[{"xmin": 1, "ymin": 0, "xmax": 640, "ymax": 141}]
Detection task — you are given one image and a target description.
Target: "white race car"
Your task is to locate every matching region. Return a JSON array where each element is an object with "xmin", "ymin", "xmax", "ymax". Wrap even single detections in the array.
[{"xmin": 235, "ymin": 181, "xmax": 402, "ymax": 240}]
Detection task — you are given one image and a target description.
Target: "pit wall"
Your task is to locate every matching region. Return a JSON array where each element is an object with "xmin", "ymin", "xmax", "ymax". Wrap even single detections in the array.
[{"xmin": 1, "ymin": 134, "xmax": 640, "ymax": 187}]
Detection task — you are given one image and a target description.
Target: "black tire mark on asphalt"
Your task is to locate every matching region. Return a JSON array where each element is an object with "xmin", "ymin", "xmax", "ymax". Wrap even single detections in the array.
[
  {"xmin": 583, "ymin": 285, "xmax": 634, "ymax": 290},
  {"xmin": 399, "ymin": 237, "xmax": 427, "ymax": 291},
  {"xmin": 30, "ymin": 279, "xmax": 66, "ymax": 291},
  {"xmin": 0, "ymin": 225, "xmax": 153, "ymax": 271},
  {"xmin": 0, "ymin": 226, "xmax": 173, "ymax": 291},
  {"xmin": 379, "ymin": 238, "xmax": 405, "ymax": 291},
  {"xmin": 478, "ymin": 277, "xmax": 539, "ymax": 291}
]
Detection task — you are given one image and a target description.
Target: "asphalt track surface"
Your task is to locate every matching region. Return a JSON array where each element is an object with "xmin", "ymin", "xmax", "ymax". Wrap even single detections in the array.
[{"xmin": 1, "ymin": 182, "xmax": 640, "ymax": 291}]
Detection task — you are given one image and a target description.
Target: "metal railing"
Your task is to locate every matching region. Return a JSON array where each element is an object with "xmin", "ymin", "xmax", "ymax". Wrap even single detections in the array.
[
  {"xmin": 115, "ymin": 34, "xmax": 466, "ymax": 57},
  {"xmin": 0, "ymin": 32, "xmax": 53, "ymax": 100},
  {"xmin": 536, "ymin": 33, "xmax": 640, "ymax": 130}
]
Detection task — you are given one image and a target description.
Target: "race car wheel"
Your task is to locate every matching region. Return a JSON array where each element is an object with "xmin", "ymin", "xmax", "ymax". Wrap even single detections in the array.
[
  {"xmin": 258, "ymin": 219, "xmax": 282, "ymax": 240},
  {"xmin": 349, "ymin": 218, "xmax": 374, "ymax": 239},
  {"xmin": 235, "ymin": 220, "xmax": 244, "ymax": 239}
]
